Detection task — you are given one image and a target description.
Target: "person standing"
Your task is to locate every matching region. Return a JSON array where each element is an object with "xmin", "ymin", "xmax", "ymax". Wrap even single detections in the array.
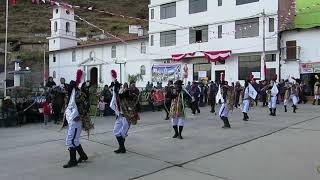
[
  {"xmin": 234, "ymin": 81, "xmax": 242, "ymax": 108},
  {"xmin": 268, "ymin": 77, "xmax": 279, "ymax": 116},
  {"xmin": 62, "ymin": 70, "xmax": 94, "ymax": 168},
  {"xmin": 164, "ymin": 80, "xmax": 174, "ymax": 120},
  {"xmin": 313, "ymin": 77, "xmax": 320, "ymax": 105},
  {"xmin": 46, "ymin": 77, "xmax": 56, "ymax": 88},
  {"xmin": 218, "ymin": 82, "xmax": 234, "ymax": 128},
  {"xmin": 291, "ymin": 83, "xmax": 299, "ymax": 113},
  {"xmin": 283, "ymin": 80, "xmax": 291, "ymax": 112},
  {"xmin": 130, "ymin": 81, "xmax": 140, "ymax": 112},
  {"xmin": 190, "ymin": 81, "xmax": 200, "ymax": 115},
  {"xmin": 242, "ymin": 81, "xmax": 251, "ymax": 121},
  {"xmin": 52, "ymin": 78, "xmax": 68, "ymax": 124},
  {"xmin": 208, "ymin": 81, "xmax": 218, "ymax": 113},
  {"xmin": 169, "ymin": 80, "xmax": 192, "ymax": 139},
  {"xmin": 110, "ymin": 79, "xmax": 140, "ymax": 154}
]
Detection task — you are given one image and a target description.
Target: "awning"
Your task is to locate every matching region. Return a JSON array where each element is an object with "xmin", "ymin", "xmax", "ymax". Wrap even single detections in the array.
[{"xmin": 172, "ymin": 50, "xmax": 232, "ymax": 62}]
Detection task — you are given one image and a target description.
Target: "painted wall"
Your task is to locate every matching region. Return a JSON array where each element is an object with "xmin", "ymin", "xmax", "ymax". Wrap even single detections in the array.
[
  {"xmin": 49, "ymin": 39, "xmax": 153, "ymax": 88},
  {"xmin": 280, "ymin": 28, "xmax": 320, "ymax": 79}
]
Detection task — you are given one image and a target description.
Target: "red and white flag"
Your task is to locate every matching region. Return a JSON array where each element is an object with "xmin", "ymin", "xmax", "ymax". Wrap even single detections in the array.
[{"xmin": 203, "ymin": 50, "xmax": 231, "ymax": 62}]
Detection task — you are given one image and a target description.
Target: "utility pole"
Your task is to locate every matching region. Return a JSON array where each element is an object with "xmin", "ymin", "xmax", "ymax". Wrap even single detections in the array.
[
  {"xmin": 43, "ymin": 43, "xmax": 46, "ymax": 87},
  {"xmin": 261, "ymin": 9, "xmax": 266, "ymax": 81},
  {"xmin": 4, "ymin": 0, "xmax": 9, "ymax": 97}
]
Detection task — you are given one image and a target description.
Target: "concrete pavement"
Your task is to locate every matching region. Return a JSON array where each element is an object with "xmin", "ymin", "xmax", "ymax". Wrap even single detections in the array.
[{"xmin": 0, "ymin": 104, "xmax": 320, "ymax": 180}]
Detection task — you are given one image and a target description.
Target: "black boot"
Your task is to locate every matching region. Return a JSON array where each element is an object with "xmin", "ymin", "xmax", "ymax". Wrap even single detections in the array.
[
  {"xmin": 178, "ymin": 126, "xmax": 184, "ymax": 139},
  {"xmin": 114, "ymin": 136, "xmax": 126, "ymax": 154},
  {"xmin": 284, "ymin": 106, "xmax": 287, "ymax": 112},
  {"xmin": 222, "ymin": 117, "xmax": 231, "ymax": 128},
  {"xmin": 318, "ymin": 99, "xmax": 320, "ymax": 105},
  {"xmin": 172, "ymin": 125, "xmax": 178, "ymax": 138},
  {"xmin": 293, "ymin": 105, "xmax": 297, "ymax": 113},
  {"xmin": 63, "ymin": 148, "xmax": 78, "ymax": 168},
  {"xmin": 76, "ymin": 144, "xmax": 88, "ymax": 163},
  {"xmin": 269, "ymin": 108, "xmax": 272, "ymax": 116},
  {"xmin": 243, "ymin": 113, "xmax": 248, "ymax": 121},
  {"xmin": 272, "ymin": 108, "xmax": 276, "ymax": 116},
  {"xmin": 312, "ymin": 99, "xmax": 316, "ymax": 105}
]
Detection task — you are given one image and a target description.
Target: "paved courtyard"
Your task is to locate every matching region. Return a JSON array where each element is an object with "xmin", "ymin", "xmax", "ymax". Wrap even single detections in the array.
[{"xmin": 1, "ymin": 104, "xmax": 320, "ymax": 180}]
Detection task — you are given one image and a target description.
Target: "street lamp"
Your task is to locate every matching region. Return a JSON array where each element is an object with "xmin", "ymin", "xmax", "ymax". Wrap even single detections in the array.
[{"xmin": 114, "ymin": 58, "xmax": 127, "ymax": 83}]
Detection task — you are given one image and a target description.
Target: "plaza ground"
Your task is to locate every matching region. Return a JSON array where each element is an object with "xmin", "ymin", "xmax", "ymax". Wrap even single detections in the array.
[{"xmin": 0, "ymin": 104, "xmax": 320, "ymax": 180}]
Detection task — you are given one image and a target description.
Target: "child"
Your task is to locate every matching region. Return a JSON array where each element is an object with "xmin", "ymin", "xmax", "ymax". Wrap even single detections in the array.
[
  {"xmin": 43, "ymin": 99, "xmax": 51, "ymax": 125},
  {"xmin": 98, "ymin": 97, "xmax": 106, "ymax": 117}
]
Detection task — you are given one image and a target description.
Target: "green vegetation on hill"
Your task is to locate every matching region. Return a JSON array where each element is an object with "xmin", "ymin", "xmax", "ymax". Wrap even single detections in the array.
[{"xmin": 0, "ymin": 0, "xmax": 149, "ymax": 42}]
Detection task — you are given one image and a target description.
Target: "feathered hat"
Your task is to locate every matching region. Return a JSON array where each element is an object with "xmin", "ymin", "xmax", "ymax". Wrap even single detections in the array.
[
  {"xmin": 76, "ymin": 69, "xmax": 84, "ymax": 86},
  {"xmin": 111, "ymin": 69, "xmax": 117, "ymax": 81}
]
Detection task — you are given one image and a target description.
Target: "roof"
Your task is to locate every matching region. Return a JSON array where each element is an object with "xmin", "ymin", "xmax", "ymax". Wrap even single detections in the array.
[{"xmin": 50, "ymin": 35, "xmax": 148, "ymax": 53}]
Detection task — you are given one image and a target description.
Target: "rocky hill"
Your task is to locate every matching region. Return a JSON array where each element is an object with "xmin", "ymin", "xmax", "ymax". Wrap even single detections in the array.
[{"xmin": 0, "ymin": 0, "xmax": 149, "ymax": 43}]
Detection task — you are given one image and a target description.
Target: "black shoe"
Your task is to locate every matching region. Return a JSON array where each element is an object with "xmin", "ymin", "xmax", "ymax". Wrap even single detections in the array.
[
  {"xmin": 318, "ymin": 100, "xmax": 320, "ymax": 105},
  {"xmin": 172, "ymin": 125, "xmax": 178, "ymax": 138},
  {"xmin": 76, "ymin": 144, "xmax": 88, "ymax": 163},
  {"xmin": 165, "ymin": 117, "xmax": 169, "ymax": 120},
  {"xmin": 243, "ymin": 113, "xmax": 248, "ymax": 121},
  {"xmin": 272, "ymin": 109, "xmax": 276, "ymax": 116},
  {"xmin": 293, "ymin": 105, "xmax": 297, "ymax": 113},
  {"xmin": 178, "ymin": 126, "xmax": 184, "ymax": 139},
  {"xmin": 269, "ymin": 108, "xmax": 272, "ymax": 116},
  {"xmin": 284, "ymin": 106, "xmax": 287, "ymax": 112},
  {"xmin": 222, "ymin": 117, "xmax": 231, "ymax": 128},
  {"xmin": 63, "ymin": 148, "xmax": 78, "ymax": 168},
  {"xmin": 114, "ymin": 136, "xmax": 126, "ymax": 154}
]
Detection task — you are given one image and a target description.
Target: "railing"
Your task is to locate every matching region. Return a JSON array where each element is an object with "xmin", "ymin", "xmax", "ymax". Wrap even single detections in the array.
[{"xmin": 281, "ymin": 46, "xmax": 301, "ymax": 61}]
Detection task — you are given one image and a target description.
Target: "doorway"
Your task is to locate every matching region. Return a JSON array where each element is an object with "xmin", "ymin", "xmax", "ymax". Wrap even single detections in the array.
[{"xmin": 90, "ymin": 67, "xmax": 98, "ymax": 86}]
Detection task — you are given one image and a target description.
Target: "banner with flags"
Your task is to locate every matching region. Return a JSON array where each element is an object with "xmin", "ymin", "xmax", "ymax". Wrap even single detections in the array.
[{"xmin": 172, "ymin": 50, "xmax": 231, "ymax": 62}]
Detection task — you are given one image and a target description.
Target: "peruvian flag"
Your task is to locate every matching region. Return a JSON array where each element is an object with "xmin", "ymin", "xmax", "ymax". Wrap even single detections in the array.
[
  {"xmin": 203, "ymin": 50, "xmax": 232, "ymax": 62},
  {"xmin": 10, "ymin": 0, "xmax": 17, "ymax": 6},
  {"xmin": 172, "ymin": 52, "xmax": 196, "ymax": 61}
]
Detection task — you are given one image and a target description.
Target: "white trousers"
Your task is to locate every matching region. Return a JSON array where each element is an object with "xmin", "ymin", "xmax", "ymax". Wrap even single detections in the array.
[
  {"xmin": 113, "ymin": 115, "xmax": 130, "ymax": 138},
  {"xmin": 66, "ymin": 121, "xmax": 82, "ymax": 148},
  {"xmin": 314, "ymin": 95, "xmax": 320, "ymax": 100},
  {"xmin": 219, "ymin": 103, "xmax": 229, "ymax": 118},
  {"xmin": 171, "ymin": 117, "xmax": 185, "ymax": 126},
  {"xmin": 291, "ymin": 95, "xmax": 298, "ymax": 105},
  {"xmin": 268, "ymin": 96, "xmax": 277, "ymax": 109},
  {"xmin": 242, "ymin": 100, "xmax": 250, "ymax": 113}
]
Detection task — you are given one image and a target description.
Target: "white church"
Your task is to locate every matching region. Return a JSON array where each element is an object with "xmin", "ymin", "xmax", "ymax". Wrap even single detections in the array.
[{"xmin": 48, "ymin": 6, "xmax": 154, "ymax": 88}]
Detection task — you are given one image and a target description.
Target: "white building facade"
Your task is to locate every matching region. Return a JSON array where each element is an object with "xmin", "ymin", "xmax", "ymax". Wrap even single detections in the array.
[
  {"xmin": 280, "ymin": 28, "xmax": 320, "ymax": 95},
  {"xmin": 48, "ymin": 6, "xmax": 152, "ymax": 88},
  {"xmin": 148, "ymin": 0, "xmax": 280, "ymax": 83}
]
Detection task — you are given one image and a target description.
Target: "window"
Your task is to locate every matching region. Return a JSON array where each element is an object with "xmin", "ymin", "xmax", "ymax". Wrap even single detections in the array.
[
  {"xmin": 66, "ymin": 22, "xmax": 70, "ymax": 33},
  {"xmin": 141, "ymin": 42, "xmax": 146, "ymax": 54},
  {"xmin": 66, "ymin": 10, "xmax": 70, "ymax": 15},
  {"xmin": 140, "ymin": 65, "xmax": 146, "ymax": 75},
  {"xmin": 150, "ymin": 35, "xmax": 154, "ymax": 46},
  {"xmin": 90, "ymin": 51, "xmax": 95, "ymax": 61},
  {"xmin": 238, "ymin": 55, "xmax": 261, "ymax": 80},
  {"xmin": 218, "ymin": 25, "xmax": 222, "ymax": 39},
  {"xmin": 189, "ymin": 26, "xmax": 208, "ymax": 44},
  {"xmin": 286, "ymin": 41, "xmax": 297, "ymax": 59},
  {"xmin": 150, "ymin": 9, "xmax": 154, "ymax": 19},
  {"xmin": 72, "ymin": 50, "xmax": 76, "ymax": 62},
  {"xmin": 236, "ymin": 0, "xmax": 259, "ymax": 5},
  {"xmin": 160, "ymin": 31, "xmax": 176, "ymax": 47},
  {"xmin": 53, "ymin": 54, "xmax": 56, "ymax": 63},
  {"xmin": 53, "ymin": 71, "xmax": 56, "ymax": 78},
  {"xmin": 269, "ymin": 18, "xmax": 275, "ymax": 32},
  {"xmin": 160, "ymin": 2, "xmax": 176, "ymax": 19},
  {"xmin": 193, "ymin": 63, "xmax": 211, "ymax": 80},
  {"xmin": 55, "ymin": 9, "xmax": 58, "ymax": 14},
  {"xmin": 218, "ymin": 0, "xmax": 222, "ymax": 6},
  {"xmin": 111, "ymin": 46, "xmax": 117, "ymax": 58},
  {"xmin": 265, "ymin": 54, "xmax": 276, "ymax": 62},
  {"xmin": 189, "ymin": 0, "xmax": 207, "ymax": 14},
  {"xmin": 235, "ymin": 18, "xmax": 259, "ymax": 39},
  {"xmin": 54, "ymin": 21, "xmax": 58, "ymax": 32}
]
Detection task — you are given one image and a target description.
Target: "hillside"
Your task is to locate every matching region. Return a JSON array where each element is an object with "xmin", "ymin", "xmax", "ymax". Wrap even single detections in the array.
[{"xmin": 0, "ymin": 0, "xmax": 149, "ymax": 42}]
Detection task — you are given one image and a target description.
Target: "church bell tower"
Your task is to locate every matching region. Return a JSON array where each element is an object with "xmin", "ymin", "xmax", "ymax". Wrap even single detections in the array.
[{"xmin": 48, "ymin": 6, "xmax": 77, "ymax": 51}]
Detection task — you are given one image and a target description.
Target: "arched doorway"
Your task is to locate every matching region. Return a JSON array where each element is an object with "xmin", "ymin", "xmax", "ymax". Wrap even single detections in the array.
[{"xmin": 90, "ymin": 67, "xmax": 98, "ymax": 86}]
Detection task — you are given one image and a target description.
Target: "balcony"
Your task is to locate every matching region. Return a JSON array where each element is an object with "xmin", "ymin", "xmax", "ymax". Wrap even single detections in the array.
[{"xmin": 281, "ymin": 46, "xmax": 301, "ymax": 61}]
